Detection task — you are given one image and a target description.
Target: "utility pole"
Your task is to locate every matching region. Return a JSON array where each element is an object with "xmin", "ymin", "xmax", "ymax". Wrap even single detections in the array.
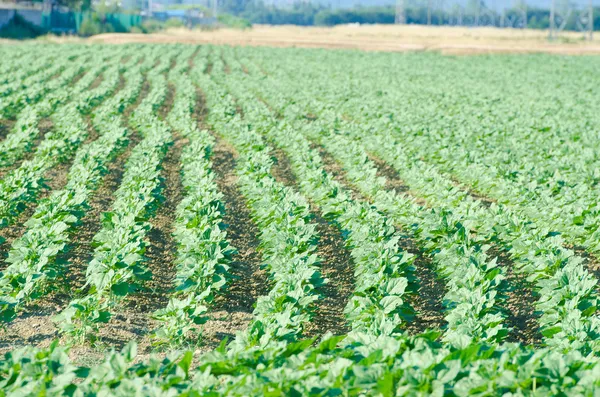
[
  {"xmin": 427, "ymin": 0, "xmax": 432, "ymax": 25},
  {"xmin": 589, "ymin": 0, "xmax": 593, "ymax": 40},
  {"xmin": 213, "ymin": 0, "xmax": 218, "ymax": 19},
  {"xmin": 396, "ymin": 0, "xmax": 406, "ymax": 24},
  {"xmin": 549, "ymin": 0, "xmax": 555, "ymax": 39}
]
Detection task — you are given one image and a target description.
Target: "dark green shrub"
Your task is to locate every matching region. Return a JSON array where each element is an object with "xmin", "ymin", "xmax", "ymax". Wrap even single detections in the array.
[
  {"xmin": 217, "ymin": 14, "xmax": 251, "ymax": 29},
  {"xmin": 0, "ymin": 13, "xmax": 46, "ymax": 39},
  {"xmin": 140, "ymin": 19, "xmax": 164, "ymax": 33},
  {"xmin": 165, "ymin": 17, "xmax": 184, "ymax": 28}
]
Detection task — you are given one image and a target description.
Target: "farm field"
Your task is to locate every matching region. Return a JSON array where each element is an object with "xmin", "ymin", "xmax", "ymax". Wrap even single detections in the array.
[
  {"xmin": 89, "ymin": 24, "xmax": 600, "ymax": 55},
  {"xmin": 0, "ymin": 43, "xmax": 600, "ymax": 394}
]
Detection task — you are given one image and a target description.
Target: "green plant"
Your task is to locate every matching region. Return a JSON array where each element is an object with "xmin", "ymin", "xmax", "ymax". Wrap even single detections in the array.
[
  {"xmin": 165, "ymin": 17, "xmax": 185, "ymax": 29},
  {"xmin": 141, "ymin": 18, "xmax": 164, "ymax": 33},
  {"xmin": 217, "ymin": 14, "xmax": 252, "ymax": 29}
]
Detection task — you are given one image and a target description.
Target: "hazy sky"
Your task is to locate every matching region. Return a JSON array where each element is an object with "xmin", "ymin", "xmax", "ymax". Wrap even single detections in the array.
[{"xmin": 287, "ymin": 0, "xmax": 593, "ymax": 11}]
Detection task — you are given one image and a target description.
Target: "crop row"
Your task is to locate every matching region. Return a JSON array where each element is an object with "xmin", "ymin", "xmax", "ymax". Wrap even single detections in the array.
[
  {"xmin": 207, "ymin": 51, "xmax": 418, "ymax": 339},
  {"xmin": 0, "ymin": 49, "xmax": 154, "ymax": 325},
  {"xmin": 233, "ymin": 47, "xmax": 600, "ymax": 354},
  {"xmin": 152, "ymin": 47, "xmax": 235, "ymax": 345},
  {"xmin": 0, "ymin": 60, "xmax": 123, "ymax": 229},
  {"xmin": 56, "ymin": 51, "xmax": 176, "ymax": 341},
  {"xmin": 195, "ymin": 55, "xmax": 326, "ymax": 348}
]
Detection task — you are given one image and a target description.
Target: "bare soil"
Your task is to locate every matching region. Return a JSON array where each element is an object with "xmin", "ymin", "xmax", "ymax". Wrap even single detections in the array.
[
  {"xmin": 85, "ymin": 25, "xmax": 600, "ymax": 55},
  {"xmin": 69, "ymin": 68, "xmax": 88, "ymax": 87},
  {"xmin": 0, "ymin": 119, "xmax": 13, "ymax": 140},
  {"xmin": 367, "ymin": 154, "xmax": 447, "ymax": 333},
  {"xmin": 0, "ymin": 73, "xmax": 151, "ymax": 357},
  {"xmin": 370, "ymin": 152, "xmax": 540, "ymax": 344},
  {"xmin": 492, "ymin": 247, "xmax": 541, "ymax": 345},
  {"xmin": 269, "ymin": 145, "xmax": 354, "ymax": 338},
  {"xmin": 0, "ymin": 118, "xmax": 53, "ymax": 180},
  {"xmin": 368, "ymin": 154, "xmax": 429, "ymax": 207},
  {"xmin": 89, "ymin": 73, "xmax": 104, "ymax": 90},
  {"xmin": 203, "ymin": 135, "xmax": 268, "ymax": 347},
  {"xmin": 310, "ymin": 142, "xmax": 364, "ymax": 201},
  {"xmin": 190, "ymin": 88, "xmax": 268, "ymax": 348}
]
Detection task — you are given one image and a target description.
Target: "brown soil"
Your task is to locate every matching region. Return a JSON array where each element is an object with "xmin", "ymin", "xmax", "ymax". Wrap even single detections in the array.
[
  {"xmin": 69, "ymin": 68, "xmax": 87, "ymax": 87},
  {"xmin": 368, "ymin": 154, "xmax": 430, "ymax": 207},
  {"xmin": 305, "ymin": 212, "xmax": 354, "ymax": 338},
  {"xmin": 202, "ymin": 135, "xmax": 269, "ymax": 346},
  {"xmin": 89, "ymin": 73, "xmax": 104, "ymax": 90},
  {"xmin": 269, "ymin": 147, "xmax": 296, "ymax": 185},
  {"xmin": 222, "ymin": 54, "xmax": 231, "ymax": 75},
  {"xmin": 570, "ymin": 245, "xmax": 600, "ymax": 289},
  {"xmin": 87, "ymin": 25, "xmax": 600, "ymax": 55},
  {"xmin": 368, "ymin": 150, "xmax": 539, "ymax": 343},
  {"xmin": 493, "ymin": 247, "xmax": 541, "ymax": 345},
  {"xmin": 159, "ymin": 83, "xmax": 175, "ymax": 120},
  {"xmin": 187, "ymin": 46, "xmax": 201, "ymax": 71},
  {"xmin": 0, "ymin": 118, "xmax": 53, "ymax": 180},
  {"xmin": 447, "ymin": 175, "xmax": 496, "ymax": 208},
  {"xmin": 310, "ymin": 142, "xmax": 364, "ymax": 201},
  {"xmin": 269, "ymin": 145, "xmax": 354, "ymax": 338},
  {"xmin": 0, "ymin": 119, "xmax": 13, "ymax": 140},
  {"xmin": 0, "ymin": 306, "xmax": 58, "ymax": 354},
  {"xmin": 142, "ymin": 135, "xmax": 183, "ymax": 297},
  {"xmin": 399, "ymin": 237, "xmax": 447, "ymax": 335},
  {"xmin": 0, "ymin": 75, "xmax": 151, "ymax": 354},
  {"xmin": 366, "ymin": 153, "xmax": 446, "ymax": 333}
]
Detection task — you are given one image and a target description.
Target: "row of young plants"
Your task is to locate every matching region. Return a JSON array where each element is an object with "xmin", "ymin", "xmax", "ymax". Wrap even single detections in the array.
[
  {"xmin": 313, "ymin": 55, "xmax": 600, "ymax": 264},
  {"xmin": 194, "ymin": 58, "xmax": 327, "ymax": 347},
  {"xmin": 243, "ymin": 47, "xmax": 600, "ymax": 257},
  {"xmin": 0, "ymin": 60, "xmax": 124, "ymax": 230},
  {"xmin": 236, "ymin": 49, "xmax": 600, "ymax": 354},
  {"xmin": 0, "ymin": 47, "xmax": 67, "ymax": 97},
  {"xmin": 7, "ymin": 331, "xmax": 600, "ymax": 395},
  {"xmin": 3, "ymin": 43, "xmax": 600, "ymax": 396},
  {"xmin": 0, "ymin": 48, "xmax": 100, "ymax": 119},
  {"xmin": 0, "ymin": 53, "xmax": 118, "ymax": 170},
  {"xmin": 152, "ymin": 48, "xmax": 235, "ymax": 345},
  {"xmin": 55, "ymin": 52, "xmax": 176, "ymax": 342},
  {"xmin": 0, "ymin": 52, "xmax": 153, "ymax": 325},
  {"xmin": 0, "ymin": 54, "xmax": 132, "ymax": 227},
  {"xmin": 208, "ymin": 52, "xmax": 417, "ymax": 339},
  {"xmin": 339, "ymin": 54, "xmax": 600, "ymax": 251},
  {"xmin": 219, "ymin": 51, "xmax": 508, "ymax": 348},
  {"xmin": 396, "ymin": 127, "xmax": 600, "ymax": 258}
]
